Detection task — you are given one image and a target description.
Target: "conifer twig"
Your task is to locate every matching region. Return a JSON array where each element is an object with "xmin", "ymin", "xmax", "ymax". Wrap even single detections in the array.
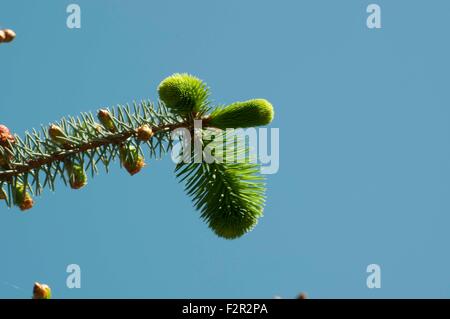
[{"xmin": 1, "ymin": 73, "xmax": 275, "ymax": 239}]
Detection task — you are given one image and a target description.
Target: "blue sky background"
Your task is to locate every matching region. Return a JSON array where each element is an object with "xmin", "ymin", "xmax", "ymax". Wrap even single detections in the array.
[{"xmin": 1, "ymin": 0, "xmax": 450, "ymax": 298}]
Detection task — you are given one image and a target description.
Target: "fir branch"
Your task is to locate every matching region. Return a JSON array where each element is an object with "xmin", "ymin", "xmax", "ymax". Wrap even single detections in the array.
[
  {"xmin": 0, "ymin": 101, "xmax": 186, "ymax": 207},
  {"xmin": 0, "ymin": 121, "xmax": 184, "ymax": 180},
  {"xmin": 0, "ymin": 73, "xmax": 275, "ymax": 239}
]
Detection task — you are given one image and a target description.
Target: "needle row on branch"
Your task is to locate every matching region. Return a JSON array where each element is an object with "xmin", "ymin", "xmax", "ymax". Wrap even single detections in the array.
[{"xmin": 0, "ymin": 73, "xmax": 274, "ymax": 239}]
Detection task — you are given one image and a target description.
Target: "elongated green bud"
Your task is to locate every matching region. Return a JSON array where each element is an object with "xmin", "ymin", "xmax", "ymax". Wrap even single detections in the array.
[
  {"xmin": 208, "ymin": 99, "xmax": 274, "ymax": 129},
  {"xmin": 97, "ymin": 109, "xmax": 116, "ymax": 132},
  {"xmin": 158, "ymin": 73, "xmax": 209, "ymax": 115}
]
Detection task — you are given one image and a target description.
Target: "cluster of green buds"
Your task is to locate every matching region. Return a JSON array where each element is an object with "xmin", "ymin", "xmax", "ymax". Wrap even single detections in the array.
[
  {"xmin": 0, "ymin": 29, "xmax": 16, "ymax": 44},
  {"xmin": 1, "ymin": 124, "xmax": 34, "ymax": 210},
  {"xmin": 97, "ymin": 109, "xmax": 147, "ymax": 176},
  {"xmin": 158, "ymin": 73, "xmax": 274, "ymax": 128},
  {"xmin": 158, "ymin": 74, "xmax": 275, "ymax": 239},
  {"xmin": 32, "ymin": 282, "xmax": 51, "ymax": 299}
]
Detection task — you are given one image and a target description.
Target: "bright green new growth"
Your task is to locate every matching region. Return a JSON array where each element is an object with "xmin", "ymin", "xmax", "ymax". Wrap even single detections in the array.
[
  {"xmin": 158, "ymin": 73, "xmax": 209, "ymax": 116},
  {"xmin": 208, "ymin": 99, "xmax": 274, "ymax": 129},
  {"xmin": 175, "ymin": 131, "xmax": 266, "ymax": 239},
  {"xmin": 1, "ymin": 73, "xmax": 274, "ymax": 239},
  {"xmin": 159, "ymin": 77, "xmax": 273, "ymax": 238},
  {"xmin": 12, "ymin": 184, "xmax": 28, "ymax": 208},
  {"xmin": 176, "ymin": 161, "xmax": 264, "ymax": 239}
]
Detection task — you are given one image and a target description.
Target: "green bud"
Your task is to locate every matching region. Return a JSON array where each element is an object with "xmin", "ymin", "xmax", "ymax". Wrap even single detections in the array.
[
  {"xmin": 119, "ymin": 145, "xmax": 145, "ymax": 176},
  {"xmin": 13, "ymin": 183, "xmax": 34, "ymax": 211},
  {"xmin": 97, "ymin": 109, "xmax": 116, "ymax": 132},
  {"xmin": 158, "ymin": 73, "xmax": 209, "ymax": 115},
  {"xmin": 66, "ymin": 162, "xmax": 88, "ymax": 189},
  {"xmin": 208, "ymin": 99, "xmax": 274, "ymax": 129},
  {"xmin": 48, "ymin": 124, "xmax": 70, "ymax": 146}
]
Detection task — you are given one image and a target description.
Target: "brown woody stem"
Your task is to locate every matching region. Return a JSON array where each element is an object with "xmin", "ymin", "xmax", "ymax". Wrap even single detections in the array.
[{"xmin": 0, "ymin": 122, "xmax": 189, "ymax": 182}]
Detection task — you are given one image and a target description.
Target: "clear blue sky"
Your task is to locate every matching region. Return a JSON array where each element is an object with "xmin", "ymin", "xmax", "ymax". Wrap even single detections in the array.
[{"xmin": 1, "ymin": 0, "xmax": 450, "ymax": 298}]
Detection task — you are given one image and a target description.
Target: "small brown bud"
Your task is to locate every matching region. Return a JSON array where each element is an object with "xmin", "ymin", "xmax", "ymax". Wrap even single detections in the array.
[
  {"xmin": 0, "ymin": 188, "xmax": 7, "ymax": 201},
  {"xmin": 0, "ymin": 152, "xmax": 13, "ymax": 167},
  {"xmin": 297, "ymin": 292, "xmax": 308, "ymax": 299},
  {"xmin": 3, "ymin": 29, "xmax": 16, "ymax": 43},
  {"xmin": 48, "ymin": 124, "xmax": 70, "ymax": 147},
  {"xmin": 0, "ymin": 125, "xmax": 15, "ymax": 168},
  {"xmin": 32, "ymin": 282, "xmax": 51, "ymax": 299},
  {"xmin": 0, "ymin": 30, "xmax": 5, "ymax": 43},
  {"xmin": 136, "ymin": 125, "xmax": 153, "ymax": 141},
  {"xmin": 119, "ymin": 145, "xmax": 145, "ymax": 176},
  {"xmin": 0, "ymin": 124, "xmax": 15, "ymax": 146},
  {"xmin": 94, "ymin": 123, "xmax": 103, "ymax": 133}
]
